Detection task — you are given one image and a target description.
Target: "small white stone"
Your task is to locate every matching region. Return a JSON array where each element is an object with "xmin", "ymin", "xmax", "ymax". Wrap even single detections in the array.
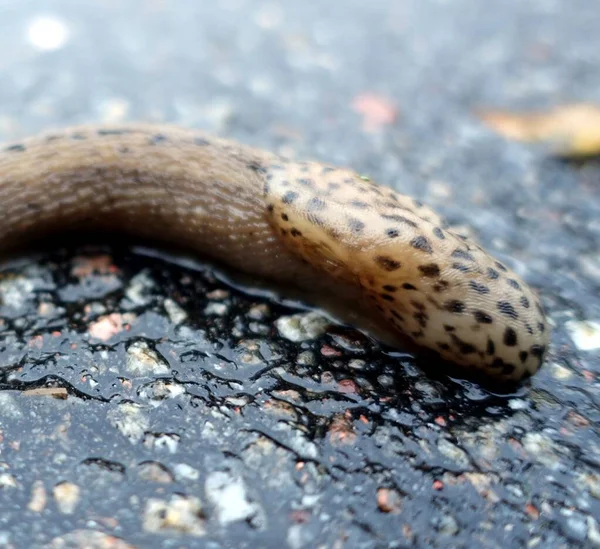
[
  {"xmin": 164, "ymin": 298, "xmax": 188, "ymax": 325},
  {"xmin": 204, "ymin": 472, "xmax": 259, "ymax": 525},
  {"xmin": 143, "ymin": 495, "xmax": 205, "ymax": 536},
  {"xmin": 107, "ymin": 402, "xmax": 150, "ymax": 443},
  {"xmin": 275, "ymin": 312, "xmax": 329, "ymax": 342},
  {"xmin": 53, "ymin": 482, "xmax": 81, "ymax": 514},
  {"xmin": 204, "ymin": 302, "xmax": 228, "ymax": 316},
  {"xmin": 173, "ymin": 463, "xmax": 200, "ymax": 481},
  {"xmin": 565, "ymin": 320, "xmax": 600, "ymax": 351},
  {"xmin": 126, "ymin": 341, "xmax": 170, "ymax": 375}
]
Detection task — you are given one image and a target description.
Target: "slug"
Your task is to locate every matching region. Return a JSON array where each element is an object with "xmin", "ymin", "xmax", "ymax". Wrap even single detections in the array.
[{"xmin": 0, "ymin": 124, "xmax": 549, "ymax": 381}]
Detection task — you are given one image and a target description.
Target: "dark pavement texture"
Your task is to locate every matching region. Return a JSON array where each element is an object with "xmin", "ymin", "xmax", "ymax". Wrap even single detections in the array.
[{"xmin": 0, "ymin": 1, "xmax": 598, "ymax": 547}]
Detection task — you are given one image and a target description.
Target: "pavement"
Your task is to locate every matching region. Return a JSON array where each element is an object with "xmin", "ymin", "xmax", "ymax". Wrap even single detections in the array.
[{"xmin": 0, "ymin": 0, "xmax": 598, "ymax": 547}]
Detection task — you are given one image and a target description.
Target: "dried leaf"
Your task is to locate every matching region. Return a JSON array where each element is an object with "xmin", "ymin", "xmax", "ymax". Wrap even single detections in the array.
[
  {"xmin": 478, "ymin": 103, "xmax": 600, "ymax": 157},
  {"xmin": 23, "ymin": 387, "xmax": 68, "ymax": 399}
]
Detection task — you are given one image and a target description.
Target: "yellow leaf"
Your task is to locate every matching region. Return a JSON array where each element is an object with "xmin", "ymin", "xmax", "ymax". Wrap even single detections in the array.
[{"xmin": 478, "ymin": 103, "xmax": 600, "ymax": 157}]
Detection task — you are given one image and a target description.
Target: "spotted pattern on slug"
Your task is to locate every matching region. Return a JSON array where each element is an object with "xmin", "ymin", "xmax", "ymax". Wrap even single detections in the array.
[
  {"xmin": 265, "ymin": 161, "xmax": 549, "ymax": 381},
  {"xmin": 0, "ymin": 124, "xmax": 550, "ymax": 383}
]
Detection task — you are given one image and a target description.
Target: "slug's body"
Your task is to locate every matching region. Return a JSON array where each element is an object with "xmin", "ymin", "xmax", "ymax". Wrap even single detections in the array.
[{"xmin": 0, "ymin": 125, "xmax": 549, "ymax": 381}]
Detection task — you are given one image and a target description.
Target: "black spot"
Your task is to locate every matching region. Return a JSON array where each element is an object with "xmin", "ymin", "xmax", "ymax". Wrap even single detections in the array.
[
  {"xmin": 282, "ymin": 191, "xmax": 299, "ymax": 204},
  {"xmin": 538, "ymin": 322, "xmax": 545, "ymax": 333},
  {"xmin": 297, "ymin": 178, "xmax": 315, "ymax": 188},
  {"xmin": 381, "ymin": 214, "xmax": 418, "ymax": 228},
  {"xmin": 474, "ymin": 311, "xmax": 493, "ymax": 324},
  {"xmin": 194, "ymin": 137, "xmax": 210, "ymax": 146},
  {"xmin": 307, "ymin": 197, "xmax": 326, "ymax": 211},
  {"xmin": 501, "ymin": 363, "xmax": 516, "ymax": 375},
  {"xmin": 413, "ymin": 312, "xmax": 429, "ymax": 328},
  {"xmin": 350, "ymin": 200, "xmax": 367, "ymax": 208},
  {"xmin": 433, "ymin": 227, "xmax": 446, "ymax": 240},
  {"xmin": 322, "ymin": 167, "xmax": 335, "ymax": 174},
  {"xmin": 413, "ymin": 199, "xmax": 424, "ymax": 208},
  {"xmin": 450, "ymin": 334, "xmax": 476, "ymax": 355},
  {"xmin": 445, "ymin": 300, "xmax": 465, "ymax": 314},
  {"xmin": 118, "ymin": 146, "xmax": 130, "ymax": 154},
  {"xmin": 328, "ymin": 182, "xmax": 341, "ymax": 191},
  {"xmin": 386, "ymin": 228, "xmax": 400, "ymax": 238},
  {"xmin": 491, "ymin": 358, "xmax": 504, "ymax": 369},
  {"xmin": 291, "ymin": 228, "xmax": 303, "ymax": 237},
  {"xmin": 418, "ymin": 264, "xmax": 441, "ymax": 277},
  {"xmin": 391, "ymin": 310, "xmax": 404, "ymax": 321},
  {"xmin": 380, "ymin": 293, "xmax": 395, "ymax": 302},
  {"xmin": 520, "ymin": 296, "xmax": 530, "ymax": 309},
  {"xmin": 402, "ymin": 283, "xmax": 417, "ymax": 290},
  {"xmin": 433, "ymin": 280, "xmax": 449, "ymax": 293},
  {"xmin": 149, "ymin": 133, "xmax": 168, "ymax": 144},
  {"xmin": 383, "ymin": 285, "xmax": 397, "ymax": 292},
  {"xmin": 530, "ymin": 344, "xmax": 546, "ymax": 359},
  {"xmin": 507, "ymin": 279, "xmax": 521, "ymax": 290},
  {"xmin": 247, "ymin": 162, "xmax": 266, "ymax": 174},
  {"xmin": 519, "ymin": 351, "xmax": 529, "ymax": 363},
  {"xmin": 410, "ymin": 300, "xmax": 425, "ymax": 311},
  {"xmin": 451, "ymin": 249, "xmax": 475, "ymax": 261},
  {"xmin": 437, "ymin": 342, "xmax": 450, "ymax": 351},
  {"xmin": 497, "ymin": 301, "xmax": 519, "ymax": 320},
  {"xmin": 487, "ymin": 339, "xmax": 496, "ymax": 355},
  {"xmin": 452, "ymin": 263, "xmax": 472, "ymax": 273},
  {"xmin": 410, "ymin": 236, "xmax": 433, "ymax": 254},
  {"xmin": 411, "ymin": 330, "xmax": 424, "ymax": 339},
  {"xmin": 375, "ymin": 256, "xmax": 401, "ymax": 271},
  {"xmin": 495, "ymin": 261, "xmax": 508, "ymax": 272},
  {"xmin": 348, "ymin": 218, "xmax": 365, "ymax": 233},
  {"xmin": 503, "ymin": 327, "xmax": 518, "ymax": 346},
  {"xmin": 281, "ymin": 213, "xmax": 289, "ymax": 221},
  {"xmin": 5, "ymin": 144, "xmax": 25, "ymax": 152},
  {"xmin": 45, "ymin": 135, "xmax": 61, "ymax": 142},
  {"xmin": 526, "ymin": 323, "xmax": 534, "ymax": 335},
  {"xmin": 267, "ymin": 204, "xmax": 275, "ymax": 213},
  {"xmin": 487, "ymin": 268, "xmax": 500, "ymax": 280},
  {"xmin": 469, "ymin": 281, "xmax": 490, "ymax": 294},
  {"xmin": 444, "ymin": 325, "xmax": 456, "ymax": 332}
]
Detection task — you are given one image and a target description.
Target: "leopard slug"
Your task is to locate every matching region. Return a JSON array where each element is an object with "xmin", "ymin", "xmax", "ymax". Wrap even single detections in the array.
[{"xmin": 0, "ymin": 124, "xmax": 549, "ymax": 381}]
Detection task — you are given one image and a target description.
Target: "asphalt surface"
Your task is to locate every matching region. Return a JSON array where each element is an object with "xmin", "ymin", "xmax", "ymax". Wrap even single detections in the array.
[{"xmin": 0, "ymin": 1, "xmax": 598, "ymax": 548}]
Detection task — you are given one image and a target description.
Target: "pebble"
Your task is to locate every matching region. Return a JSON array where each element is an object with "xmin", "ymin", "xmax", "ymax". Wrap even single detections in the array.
[
  {"xmin": 204, "ymin": 471, "xmax": 262, "ymax": 526},
  {"xmin": 53, "ymin": 482, "xmax": 81, "ymax": 514},
  {"xmin": 275, "ymin": 312, "xmax": 330, "ymax": 342},
  {"xmin": 164, "ymin": 298, "xmax": 188, "ymax": 324},
  {"xmin": 49, "ymin": 529, "xmax": 135, "ymax": 549},
  {"xmin": 143, "ymin": 495, "xmax": 206, "ymax": 536},
  {"xmin": 137, "ymin": 461, "xmax": 175, "ymax": 483},
  {"xmin": 126, "ymin": 341, "xmax": 170, "ymax": 375},
  {"xmin": 107, "ymin": 402, "xmax": 150, "ymax": 443}
]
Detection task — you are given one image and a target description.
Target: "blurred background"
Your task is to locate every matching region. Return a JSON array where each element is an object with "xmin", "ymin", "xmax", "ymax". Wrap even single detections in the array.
[{"xmin": 0, "ymin": 1, "xmax": 598, "ymax": 548}]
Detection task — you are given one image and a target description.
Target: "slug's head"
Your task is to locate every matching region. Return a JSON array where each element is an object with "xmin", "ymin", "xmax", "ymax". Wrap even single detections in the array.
[{"xmin": 264, "ymin": 161, "xmax": 550, "ymax": 381}]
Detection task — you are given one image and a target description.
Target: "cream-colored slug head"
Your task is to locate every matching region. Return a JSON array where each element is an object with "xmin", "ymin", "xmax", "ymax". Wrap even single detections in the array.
[{"xmin": 264, "ymin": 160, "xmax": 550, "ymax": 381}]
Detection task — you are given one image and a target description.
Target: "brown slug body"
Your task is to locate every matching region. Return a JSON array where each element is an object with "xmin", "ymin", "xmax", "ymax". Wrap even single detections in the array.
[{"xmin": 0, "ymin": 124, "xmax": 549, "ymax": 381}]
